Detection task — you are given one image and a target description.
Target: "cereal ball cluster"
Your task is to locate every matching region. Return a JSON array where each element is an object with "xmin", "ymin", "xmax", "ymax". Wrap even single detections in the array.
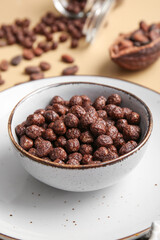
[{"xmin": 15, "ymin": 93, "xmax": 141, "ymax": 166}]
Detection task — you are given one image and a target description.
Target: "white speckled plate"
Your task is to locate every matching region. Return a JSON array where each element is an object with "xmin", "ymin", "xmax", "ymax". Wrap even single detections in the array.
[{"xmin": 0, "ymin": 76, "xmax": 160, "ymax": 240}]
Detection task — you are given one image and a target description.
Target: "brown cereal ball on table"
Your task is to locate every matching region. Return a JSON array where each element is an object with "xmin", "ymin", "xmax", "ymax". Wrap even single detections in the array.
[
  {"xmin": 66, "ymin": 138, "xmax": 80, "ymax": 153},
  {"xmin": 122, "ymin": 107, "xmax": 132, "ymax": 119},
  {"xmin": 123, "ymin": 125, "xmax": 141, "ymax": 141},
  {"xmin": 93, "ymin": 147, "xmax": 108, "ymax": 161},
  {"xmin": 106, "ymin": 125, "xmax": 118, "ymax": 140},
  {"xmin": 26, "ymin": 125, "xmax": 45, "ymax": 139},
  {"xmin": 79, "ymin": 131, "xmax": 94, "ymax": 143},
  {"xmin": 69, "ymin": 95, "xmax": 82, "ymax": 106},
  {"xmin": 96, "ymin": 135, "xmax": 113, "ymax": 148},
  {"xmin": 35, "ymin": 139, "xmax": 53, "ymax": 157},
  {"xmin": 90, "ymin": 118, "xmax": 106, "ymax": 136},
  {"xmin": 44, "ymin": 110, "xmax": 59, "ymax": 122},
  {"xmin": 69, "ymin": 105, "xmax": 86, "ymax": 118},
  {"xmin": 49, "ymin": 147, "xmax": 67, "ymax": 161},
  {"xmin": 66, "ymin": 128, "xmax": 81, "ymax": 139},
  {"xmin": 15, "ymin": 121, "xmax": 26, "ymax": 137},
  {"xmin": 54, "ymin": 136, "xmax": 67, "ymax": 147},
  {"xmin": 109, "ymin": 106, "xmax": 124, "ymax": 120},
  {"xmin": 26, "ymin": 113, "xmax": 45, "ymax": 126},
  {"xmin": 66, "ymin": 159, "xmax": 80, "ymax": 165},
  {"xmin": 79, "ymin": 144, "xmax": 93, "ymax": 155},
  {"xmin": 64, "ymin": 113, "xmax": 79, "ymax": 128},
  {"xmin": 107, "ymin": 94, "xmax": 121, "ymax": 105},
  {"xmin": 53, "ymin": 119, "xmax": 66, "ymax": 135},
  {"xmin": 20, "ymin": 135, "xmax": 33, "ymax": 150},
  {"xmin": 68, "ymin": 152, "xmax": 82, "ymax": 162},
  {"xmin": 119, "ymin": 141, "xmax": 138, "ymax": 155},
  {"xmin": 50, "ymin": 96, "xmax": 64, "ymax": 105},
  {"xmin": 93, "ymin": 96, "xmax": 107, "ymax": 110},
  {"xmin": 127, "ymin": 112, "xmax": 140, "ymax": 125},
  {"xmin": 81, "ymin": 154, "xmax": 93, "ymax": 165},
  {"xmin": 52, "ymin": 104, "xmax": 68, "ymax": 115},
  {"xmin": 97, "ymin": 110, "xmax": 108, "ymax": 120},
  {"xmin": 116, "ymin": 119, "xmax": 128, "ymax": 132},
  {"xmin": 42, "ymin": 129, "xmax": 57, "ymax": 142},
  {"xmin": 53, "ymin": 159, "xmax": 64, "ymax": 164}
]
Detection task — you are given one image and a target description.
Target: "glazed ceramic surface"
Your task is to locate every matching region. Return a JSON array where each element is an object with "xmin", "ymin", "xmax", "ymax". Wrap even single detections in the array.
[
  {"xmin": 0, "ymin": 76, "xmax": 160, "ymax": 240},
  {"xmin": 8, "ymin": 82, "xmax": 152, "ymax": 192}
]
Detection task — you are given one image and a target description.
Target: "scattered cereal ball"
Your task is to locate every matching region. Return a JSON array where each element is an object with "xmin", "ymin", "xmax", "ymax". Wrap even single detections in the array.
[
  {"xmin": 36, "ymin": 139, "xmax": 53, "ymax": 157},
  {"xmin": 50, "ymin": 96, "xmax": 64, "ymax": 105},
  {"xmin": 116, "ymin": 119, "xmax": 128, "ymax": 132},
  {"xmin": 54, "ymin": 136, "xmax": 67, "ymax": 147},
  {"xmin": 93, "ymin": 147, "xmax": 108, "ymax": 161},
  {"xmin": 64, "ymin": 113, "xmax": 79, "ymax": 128},
  {"xmin": 42, "ymin": 128, "xmax": 57, "ymax": 141},
  {"xmin": 93, "ymin": 96, "xmax": 107, "ymax": 110},
  {"xmin": 68, "ymin": 152, "xmax": 82, "ymax": 162},
  {"xmin": 66, "ymin": 159, "xmax": 80, "ymax": 165},
  {"xmin": 26, "ymin": 113, "xmax": 45, "ymax": 126},
  {"xmin": 69, "ymin": 105, "xmax": 86, "ymax": 118},
  {"xmin": 66, "ymin": 128, "xmax": 81, "ymax": 139},
  {"xmin": 106, "ymin": 125, "xmax": 118, "ymax": 140},
  {"xmin": 26, "ymin": 125, "xmax": 45, "ymax": 139},
  {"xmin": 127, "ymin": 112, "xmax": 140, "ymax": 125},
  {"xmin": 66, "ymin": 138, "xmax": 80, "ymax": 153},
  {"xmin": 81, "ymin": 154, "xmax": 93, "ymax": 165},
  {"xmin": 53, "ymin": 119, "xmax": 66, "ymax": 135},
  {"xmin": 119, "ymin": 141, "xmax": 138, "ymax": 155},
  {"xmin": 96, "ymin": 135, "xmax": 113, "ymax": 148},
  {"xmin": 79, "ymin": 131, "xmax": 94, "ymax": 143},
  {"xmin": 69, "ymin": 95, "xmax": 82, "ymax": 106},
  {"xmin": 44, "ymin": 110, "xmax": 59, "ymax": 122},
  {"xmin": 123, "ymin": 125, "xmax": 141, "ymax": 141},
  {"xmin": 79, "ymin": 144, "xmax": 93, "ymax": 155},
  {"xmin": 107, "ymin": 94, "xmax": 121, "ymax": 105},
  {"xmin": 49, "ymin": 147, "xmax": 67, "ymax": 161},
  {"xmin": 20, "ymin": 135, "xmax": 33, "ymax": 150}
]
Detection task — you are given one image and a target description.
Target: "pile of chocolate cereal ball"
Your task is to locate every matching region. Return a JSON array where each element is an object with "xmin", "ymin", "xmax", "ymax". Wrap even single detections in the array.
[{"xmin": 15, "ymin": 93, "xmax": 141, "ymax": 166}]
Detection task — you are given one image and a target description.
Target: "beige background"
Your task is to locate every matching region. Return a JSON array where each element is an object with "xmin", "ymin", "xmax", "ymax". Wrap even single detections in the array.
[{"xmin": 0, "ymin": 0, "xmax": 160, "ymax": 92}]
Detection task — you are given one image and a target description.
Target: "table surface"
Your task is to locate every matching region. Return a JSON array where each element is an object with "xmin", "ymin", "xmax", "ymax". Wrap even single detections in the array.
[
  {"xmin": 0, "ymin": 0, "xmax": 159, "ymax": 239},
  {"xmin": 0, "ymin": 0, "xmax": 160, "ymax": 93}
]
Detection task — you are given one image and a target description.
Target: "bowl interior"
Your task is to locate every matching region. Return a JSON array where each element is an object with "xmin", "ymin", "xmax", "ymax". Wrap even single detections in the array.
[{"xmin": 10, "ymin": 82, "xmax": 151, "ymax": 158}]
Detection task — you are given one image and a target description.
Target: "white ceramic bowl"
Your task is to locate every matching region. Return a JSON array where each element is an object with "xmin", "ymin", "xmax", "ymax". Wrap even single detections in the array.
[{"xmin": 8, "ymin": 81, "xmax": 153, "ymax": 192}]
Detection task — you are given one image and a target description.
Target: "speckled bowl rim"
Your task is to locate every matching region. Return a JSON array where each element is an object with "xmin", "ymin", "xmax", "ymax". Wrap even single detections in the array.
[{"xmin": 8, "ymin": 80, "xmax": 153, "ymax": 169}]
